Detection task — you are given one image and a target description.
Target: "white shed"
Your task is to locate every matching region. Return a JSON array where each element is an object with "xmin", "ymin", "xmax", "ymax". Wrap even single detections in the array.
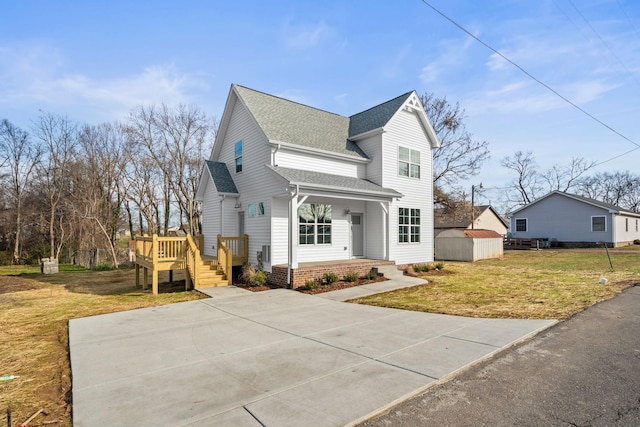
[{"xmin": 435, "ymin": 229, "xmax": 504, "ymax": 262}]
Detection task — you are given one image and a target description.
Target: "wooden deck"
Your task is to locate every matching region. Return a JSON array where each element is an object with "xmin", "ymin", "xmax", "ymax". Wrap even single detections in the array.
[{"xmin": 134, "ymin": 234, "xmax": 248, "ymax": 294}]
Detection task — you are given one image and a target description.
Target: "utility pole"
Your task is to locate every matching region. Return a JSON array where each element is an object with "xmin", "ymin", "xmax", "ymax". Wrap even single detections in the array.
[{"xmin": 471, "ymin": 183, "xmax": 483, "ymax": 229}]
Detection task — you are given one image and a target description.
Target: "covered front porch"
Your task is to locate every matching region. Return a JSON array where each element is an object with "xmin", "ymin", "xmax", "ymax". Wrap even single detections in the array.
[{"xmin": 271, "ymin": 258, "xmax": 396, "ymax": 289}]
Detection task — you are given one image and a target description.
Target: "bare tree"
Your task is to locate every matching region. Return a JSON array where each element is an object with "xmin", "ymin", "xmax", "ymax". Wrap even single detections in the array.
[
  {"xmin": 544, "ymin": 157, "xmax": 595, "ymax": 193},
  {"xmin": 420, "ymin": 93, "xmax": 490, "ymax": 188},
  {"xmin": 33, "ymin": 113, "xmax": 77, "ymax": 259},
  {"xmin": 0, "ymin": 119, "xmax": 41, "ymax": 263},
  {"xmin": 73, "ymin": 123, "xmax": 128, "ymax": 267},
  {"xmin": 501, "ymin": 151, "xmax": 595, "ymax": 209},
  {"xmin": 125, "ymin": 104, "xmax": 212, "ymax": 234},
  {"xmin": 577, "ymin": 171, "xmax": 640, "ymax": 211},
  {"xmin": 501, "ymin": 151, "xmax": 542, "ymax": 207}
]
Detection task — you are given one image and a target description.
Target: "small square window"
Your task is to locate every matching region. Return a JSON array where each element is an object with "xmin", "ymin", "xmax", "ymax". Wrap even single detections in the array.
[{"xmin": 515, "ymin": 218, "xmax": 527, "ymax": 232}]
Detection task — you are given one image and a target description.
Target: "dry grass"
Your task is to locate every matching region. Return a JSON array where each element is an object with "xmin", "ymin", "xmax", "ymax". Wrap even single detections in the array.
[
  {"xmin": 0, "ymin": 267, "xmax": 204, "ymax": 426},
  {"xmin": 350, "ymin": 249, "xmax": 640, "ymax": 320}
]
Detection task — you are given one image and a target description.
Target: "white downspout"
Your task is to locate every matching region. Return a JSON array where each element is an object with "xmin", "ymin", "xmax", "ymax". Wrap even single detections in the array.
[{"xmin": 219, "ymin": 194, "xmax": 226, "ymax": 236}]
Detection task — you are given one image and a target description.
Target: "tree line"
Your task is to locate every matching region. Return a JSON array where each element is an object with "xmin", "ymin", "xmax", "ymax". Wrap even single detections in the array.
[
  {"xmin": 0, "ymin": 105, "xmax": 215, "ymax": 266},
  {"xmin": 2, "ymin": 93, "xmax": 637, "ymax": 266}
]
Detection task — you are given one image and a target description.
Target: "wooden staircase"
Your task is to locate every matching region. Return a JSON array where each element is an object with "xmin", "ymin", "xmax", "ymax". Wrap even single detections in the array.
[
  {"xmin": 135, "ymin": 233, "xmax": 246, "ymax": 294},
  {"xmin": 192, "ymin": 257, "xmax": 229, "ymax": 288}
]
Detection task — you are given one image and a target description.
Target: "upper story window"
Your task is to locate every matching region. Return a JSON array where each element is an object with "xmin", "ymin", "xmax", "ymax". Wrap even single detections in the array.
[
  {"xmin": 398, "ymin": 146, "xmax": 420, "ymax": 179},
  {"xmin": 235, "ymin": 140, "xmax": 243, "ymax": 173},
  {"xmin": 515, "ymin": 218, "xmax": 527, "ymax": 232},
  {"xmin": 299, "ymin": 203, "xmax": 332, "ymax": 245},
  {"xmin": 591, "ymin": 216, "xmax": 606, "ymax": 232}
]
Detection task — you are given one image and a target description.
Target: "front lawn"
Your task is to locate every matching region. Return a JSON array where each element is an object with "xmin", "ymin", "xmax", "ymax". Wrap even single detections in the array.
[
  {"xmin": 349, "ymin": 249, "xmax": 639, "ymax": 320},
  {"xmin": 0, "ymin": 267, "xmax": 203, "ymax": 426}
]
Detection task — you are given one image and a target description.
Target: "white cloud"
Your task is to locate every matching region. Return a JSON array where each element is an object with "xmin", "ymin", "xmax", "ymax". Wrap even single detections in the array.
[
  {"xmin": 419, "ymin": 35, "xmax": 476, "ymax": 84},
  {"xmin": 282, "ymin": 20, "xmax": 333, "ymax": 49},
  {"xmin": 0, "ymin": 42, "xmax": 209, "ymax": 124}
]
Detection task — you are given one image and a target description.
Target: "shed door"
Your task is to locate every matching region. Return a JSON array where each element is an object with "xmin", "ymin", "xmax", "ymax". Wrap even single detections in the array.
[{"xmin": 351, "ymin": 213, "xmax": 364, "ymax": 257}]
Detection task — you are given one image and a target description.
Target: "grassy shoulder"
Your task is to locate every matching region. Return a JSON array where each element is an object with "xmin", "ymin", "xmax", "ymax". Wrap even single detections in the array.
[
  {"xmin": 349, "ymin": 249, "xmax": 640, "ymax": 320},
  {"xmin": 0, "ymin": 266, "xmax": 204, "ymax": 426}
]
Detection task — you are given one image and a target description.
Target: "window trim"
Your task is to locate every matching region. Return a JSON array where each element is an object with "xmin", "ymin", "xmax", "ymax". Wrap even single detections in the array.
[
  {"xmin": 397, "ymin": 146, "xmax": 421, "ymax": 179},
  {"xmin": 298, "ymin": 203, "xmax": 332, "ymax": 245},
  {"xmin": 591, "ymin": 215, "xmax": 606, "ymax": 232},
  {"xmin": 514, "ymin": 218, "xmax": 528, "ymax": 233},
  {"xmin": 398, "ymin": 207, "xmax": 420, "ymax": 244}
]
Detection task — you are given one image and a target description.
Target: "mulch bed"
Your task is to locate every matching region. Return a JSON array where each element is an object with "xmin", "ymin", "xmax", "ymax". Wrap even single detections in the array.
[{"xmin": 234, "ymin": 276, "xmax": 388, "ymax": 294}]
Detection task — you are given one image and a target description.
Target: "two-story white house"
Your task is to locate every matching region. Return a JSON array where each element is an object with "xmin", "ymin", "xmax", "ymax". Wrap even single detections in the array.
[{"xmin": 196, "ymin": 84, "xmax": 440, "ymax": 288}]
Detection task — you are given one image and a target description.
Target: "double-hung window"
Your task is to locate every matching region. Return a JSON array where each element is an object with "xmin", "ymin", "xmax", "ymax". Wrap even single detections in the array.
[
  {"xmin": 299, "ymin": 204, "xmax": 332, "ymax": 245},
  {"xmin": 515, "ymin": 218, "xmax": 527, "ymax": 232},
  {"xmin": 591, "ymin": 216, "xmax": 606, "ymax": 232},
  {"xmin": 398, "ymin": 146, "xmax": 420, "ymax": 178},
  {"xmin": 399, "ymin": 208, "xmax": 420, "ymax": 243}
]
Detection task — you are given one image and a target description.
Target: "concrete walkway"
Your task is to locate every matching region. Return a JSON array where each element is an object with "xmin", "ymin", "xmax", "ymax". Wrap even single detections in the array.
[{"xmin": 70, "ymin": 277, "xmax": 556, "ymax": 427}]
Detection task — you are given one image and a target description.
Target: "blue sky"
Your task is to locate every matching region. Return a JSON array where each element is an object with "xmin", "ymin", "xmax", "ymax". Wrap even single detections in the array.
[{"xmin": 2, "ymin": 0, "xmax": 639, "ymax": 205}]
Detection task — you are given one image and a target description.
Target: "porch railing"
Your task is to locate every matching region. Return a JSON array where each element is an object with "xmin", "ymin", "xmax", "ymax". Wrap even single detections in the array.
[{"xmin": 218, "ymin": 234, "xmax": 248, "ymax": 265}]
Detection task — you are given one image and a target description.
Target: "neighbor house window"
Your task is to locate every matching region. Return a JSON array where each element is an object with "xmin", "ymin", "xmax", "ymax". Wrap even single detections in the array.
[
  {"xmin": 248, "ymin": 203, "xmax": 254, "ymax": 217},
  {"xmin": 399, "ymin": 208, "xmax": 420, "ymax": 243},
  {"xmin": 636, "ymin": 219, "xmax": 638, "ymax": 232},
  {"xmin": 626, "ymin": 218, "xmax": 629, "ymax": 232},
  {"xmin": 235, "ymin": 140, "xmax": 243, "ymax": 173},
  {"xmin": 258, "ymin": 202, "xmax": 265, "ymax": 216},
  {"xmin": 398, "ymin": 146, "xmax": 420, "ymax": 178},
  {"xmin": 515, "ymin": 218, "xmax": 527, "ymax": 232},
  {"xmin": 592, "ymin": 216, "xmax": 606, "ymax": 232},
  {"xmin": 299, "ymin": 204, "xmax": 332, "ymax": 245}
]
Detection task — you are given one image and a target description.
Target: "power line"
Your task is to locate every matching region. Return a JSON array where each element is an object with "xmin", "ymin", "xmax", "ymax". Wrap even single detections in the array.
[
  {"xmin": 566, "ymin": 0, "xmax": 640, "ymax": 90},
  {"xmin": 420, "ymin": 0, "xmax": 640, "ymax": 153}
]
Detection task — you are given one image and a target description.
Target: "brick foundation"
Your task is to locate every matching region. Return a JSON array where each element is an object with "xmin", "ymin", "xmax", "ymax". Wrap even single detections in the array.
[{"xmin": 269, "ymin": 260, "xmax": 396, "ymax": 289}]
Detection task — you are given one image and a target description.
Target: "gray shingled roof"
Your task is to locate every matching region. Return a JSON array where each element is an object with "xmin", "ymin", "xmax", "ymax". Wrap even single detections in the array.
[
  {"xmin": 234, "ymin": 85, "xmax": 369, "ymax": 159},
  {"xmin": 205, "ymin": 160, "xmax": 238, "ymax": 194},
  {"xmin": 348, "ymin": 91, "xmax": 413, "ymax": 137},
  {"xmin": 266, "ymin": 165, "xmax": 403, "ymax": 198}
]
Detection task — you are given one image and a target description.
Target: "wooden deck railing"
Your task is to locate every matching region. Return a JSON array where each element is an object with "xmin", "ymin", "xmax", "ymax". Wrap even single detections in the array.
[
  {"xmin": 218, "ymin": 234, "xmax": 248, "ymax": 265},
  {"xmin": 134, "ymin": 234, "xmax": 247, "ymax": 294}
]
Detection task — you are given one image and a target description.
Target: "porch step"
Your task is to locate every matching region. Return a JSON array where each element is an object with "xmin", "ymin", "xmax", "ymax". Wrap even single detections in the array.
[{"xmin": 376, "ymin": 265, "xmax": 404, "ymax": 279}]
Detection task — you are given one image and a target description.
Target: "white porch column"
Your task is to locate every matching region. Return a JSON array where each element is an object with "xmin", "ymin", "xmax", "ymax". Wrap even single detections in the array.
[{"xmin": 379, "ymin": 201, "xmax": 389, "ymax": 261}]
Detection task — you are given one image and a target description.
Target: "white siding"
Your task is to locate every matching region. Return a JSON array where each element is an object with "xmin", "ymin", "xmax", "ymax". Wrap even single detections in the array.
[
  {"xmin": 296, "ymin": 197, "xmax": 356, "ymax": 263},
  {"xmin": 200, "ymin": 178, "xmax": 220, "ymax": 257},
  {"xmin": 270, "ymin": 197, "xmax": 289, "ymax": 268},
  {"xmin": 613, "ymin": 214, "xmax": 640, "ymax": 246},
  {"xmin": 209, "ymin": 99, "xmax": 285, "ymax": 267},
  {"xmin": 382, "ymin": 109, "xmax": 435, "ymax": 264},
  {"xmin": 275, "ymin": 149, "xmax": 366, "ymax": 178},
  {"xmin": 356, "ymin": 133, "xmax": 384, "ymax": 185},
  {"xmin": 476, "ymin": 210, "xmax": 508, "ymax": 236},
  {"xmin": 365, "ymin": 201, "xmax": 386, "ymax": 260}
]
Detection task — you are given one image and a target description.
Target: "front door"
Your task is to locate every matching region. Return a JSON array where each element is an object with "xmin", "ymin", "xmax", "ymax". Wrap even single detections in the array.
[
  {"xmin": 351, "ymin": 213, "xmax": 364, "ymax": 257},
  {"xmin": 238, "ymin": 211, "xmax": 245, "ymax": 235}
]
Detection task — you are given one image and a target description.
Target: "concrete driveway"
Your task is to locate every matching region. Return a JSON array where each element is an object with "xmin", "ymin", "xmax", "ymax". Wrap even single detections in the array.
[{"xmin": 70, "ymin": 288, "xmax": 555, "ymax": 426}]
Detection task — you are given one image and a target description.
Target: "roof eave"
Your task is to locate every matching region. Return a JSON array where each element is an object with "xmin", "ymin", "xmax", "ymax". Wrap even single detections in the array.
[{"xmin": 269, "ymin": 140, "xmax": 370, "ymax": 163}]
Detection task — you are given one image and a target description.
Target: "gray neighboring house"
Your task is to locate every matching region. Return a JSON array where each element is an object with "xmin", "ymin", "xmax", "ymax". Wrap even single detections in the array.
[{"xmin": 508, "ymin": 191, "xmax": 640, "ymax": 247}]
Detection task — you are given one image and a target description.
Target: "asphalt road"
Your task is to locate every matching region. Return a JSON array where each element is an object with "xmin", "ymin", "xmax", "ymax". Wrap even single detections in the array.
[{"xmin": 361, "ymin": 285, "xmax": 640, "ymax": 427}]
